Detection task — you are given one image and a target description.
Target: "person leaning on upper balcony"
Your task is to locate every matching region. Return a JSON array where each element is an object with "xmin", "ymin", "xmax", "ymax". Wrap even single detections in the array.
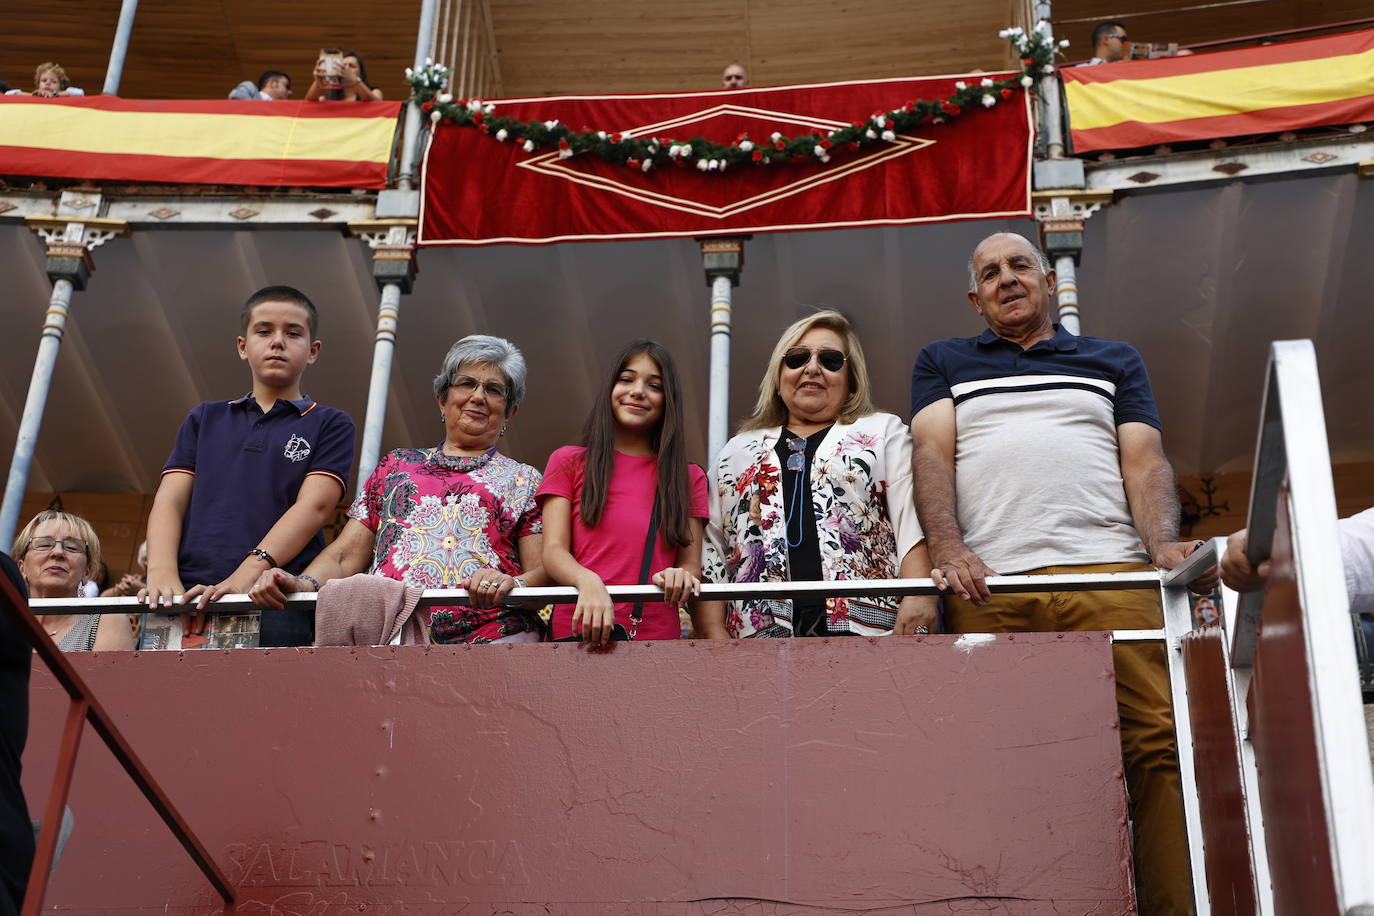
[
  {"xmin": 909, "ymin": 231, "xmax": 1217, "ymax": 915},
  {"xmin": 304, "ymin": 50, "xmax": 383, "ymax": 102},
  {"xmin": 721, "ymin": 63, "xmax": 749, "ymax": 89},
  {"xmin": 228, "ymin": 70, "xmax": 292, "ymax": 101},
  {"xmin": 3, "ymin": 62, "xmax": 85, "ymax": 98},
  {"xmin": 248, "ymin": 335, "xmax": 552, "ymax": 644},
  {"xmin": 696, "ymin": 310, "xmax": 937, "ymax": 639},
  {"xmin": 11, "ymin": 510, "xmax": 132, "ymax": 653}
]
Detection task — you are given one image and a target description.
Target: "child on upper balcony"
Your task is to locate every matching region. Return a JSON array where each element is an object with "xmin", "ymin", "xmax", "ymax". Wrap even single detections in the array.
[
  {"xmin": 4, "ymin": 63, "xmax": 84, "ymax": 97},
  {"xmin": 140, "ymin": 285, "xmax": 356, "ymax": 647}
]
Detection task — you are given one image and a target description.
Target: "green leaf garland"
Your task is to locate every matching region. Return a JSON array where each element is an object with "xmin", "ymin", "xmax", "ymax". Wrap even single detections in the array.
[{"xmin": 406, "ymin": 24, "xmax": 1065, "ymax": 174}]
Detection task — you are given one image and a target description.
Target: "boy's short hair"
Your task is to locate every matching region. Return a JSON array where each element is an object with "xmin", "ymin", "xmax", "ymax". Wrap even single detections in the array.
[
  {"xmin": 257, "ymin": 70, "xmax": 289, "ymax": 90},
  {"xmin": 240, "ymin": 285, "xmax": 319, "ymax": 339}
]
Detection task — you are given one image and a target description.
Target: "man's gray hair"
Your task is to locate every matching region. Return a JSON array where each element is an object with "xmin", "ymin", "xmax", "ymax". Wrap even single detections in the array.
[
  {"xmin": 433, "ymin": 334, "xmax": 528, "ymax": 414},
  {"xmin": 967, "ymin": 232, "xmax": 1053, "ymax": 292}
]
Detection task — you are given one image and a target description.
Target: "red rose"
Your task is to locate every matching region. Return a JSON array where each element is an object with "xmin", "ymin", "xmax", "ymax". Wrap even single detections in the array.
[
  {"xmin": 774, "ymin": 140, "xmax": 785, "ymax": 150},
  {"xmin": 627, "ymin": 158, "xmax": 638, "ymax": 168},
  {"xmin": 847, "ymin": 141, "xmax": 859, "ymax": 150},
  {"xmin": 1001, "ymin": 87, "xmax": 1013, "ymax": 98},
  {"xmin": 557, "ymin": 140, "xmax": 570, "ymax": 150},
  {"xmin": 884, "ymin": 119, "xmax": 895, "ymax": 129},
  {"xmin": 751, "ymin": 149, "xmax": 763, "ymax": 162},
  {"xmin": 819, "ymin": 138, "xmax": 832, "ymax": 149},
  {"xmin": 1023, "ymin": 57, "xmax": 1035, "ymax": 66},
  {"xmin": 421, "ymin": 101, "xmax": 433, "ymax": 112}
]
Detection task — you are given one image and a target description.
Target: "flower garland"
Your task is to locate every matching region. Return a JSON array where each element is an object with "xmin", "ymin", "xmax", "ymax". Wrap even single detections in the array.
[{"xmin": 406, "ymin": 24, "xmax": 1065, "ymax": 173}]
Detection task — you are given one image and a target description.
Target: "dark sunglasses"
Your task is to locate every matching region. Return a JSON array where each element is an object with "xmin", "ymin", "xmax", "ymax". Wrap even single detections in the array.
[{"xmin": 783, "ymin": 347, "xmax": 846, "ymax": 372}]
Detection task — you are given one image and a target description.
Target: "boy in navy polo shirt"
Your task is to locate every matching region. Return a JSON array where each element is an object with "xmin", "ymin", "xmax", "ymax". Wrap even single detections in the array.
[{"xmin": 140, "ymin": 286, "xmax": 356, "ymax": 647}]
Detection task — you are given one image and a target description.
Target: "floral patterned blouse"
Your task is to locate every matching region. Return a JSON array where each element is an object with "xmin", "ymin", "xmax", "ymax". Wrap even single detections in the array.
[
  {"xmin": 348, "ymin": 447, "xmax": 543, "ymax": 643},
  {"xmin": 703, "ymin": 412, "xmax": 923, "ymax": 637}
]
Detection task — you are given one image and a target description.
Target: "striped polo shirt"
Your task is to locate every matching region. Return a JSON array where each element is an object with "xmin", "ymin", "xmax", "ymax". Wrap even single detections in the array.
[{"xmin": 910, "ymin": 325, "xmax": 1159, "ymax": 574}]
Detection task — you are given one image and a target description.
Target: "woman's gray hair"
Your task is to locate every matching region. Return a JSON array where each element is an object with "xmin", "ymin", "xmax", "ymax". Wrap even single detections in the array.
[{"xmin": 433, "ymin": 335, "xmax": 528, "ymax": 415}]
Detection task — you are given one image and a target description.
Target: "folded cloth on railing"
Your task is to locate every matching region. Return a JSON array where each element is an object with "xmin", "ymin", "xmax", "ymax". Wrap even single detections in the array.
[{"xmin": 314, "ymin": 574, "xmax": 427, "ymax": 647}]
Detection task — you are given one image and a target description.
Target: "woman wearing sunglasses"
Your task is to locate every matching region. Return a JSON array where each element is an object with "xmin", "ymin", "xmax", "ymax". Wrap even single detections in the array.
[
  {"xmin": 697, "ymin": 310, "xmax": 937, "ymax": 638},
  {"xmin": 12, "ymin": 510, "xmax": 133, "ymax": 651}
]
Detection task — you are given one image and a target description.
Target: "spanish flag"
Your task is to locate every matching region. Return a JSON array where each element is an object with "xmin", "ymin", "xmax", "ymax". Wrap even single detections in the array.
[
  {"xmin": 1061, "ymin": 28, "xmax": 1374, "ymax": 153},
  {"xmin": 0, "ymin": 97, "xmax": 401, "ymax": 187}
]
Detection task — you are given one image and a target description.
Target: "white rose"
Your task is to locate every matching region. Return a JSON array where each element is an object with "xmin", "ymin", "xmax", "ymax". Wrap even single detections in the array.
[
  {"xmin": 881, "ymin": 129, "xmax": 895, "ymax": 141},
  {"xmin": 982, "ymin": 94, "xmax": 996, "ymax": 108},
  {"xmin": 522, "ymin": 140, "xmax": 535, "ymax": 152},
  {"xmin": 495, "ymin": 128, "xmax": 508, "ymax": 141},
  {"xmin": 739, "ymin": 139, "xmax": 754, "ymax": 152}
]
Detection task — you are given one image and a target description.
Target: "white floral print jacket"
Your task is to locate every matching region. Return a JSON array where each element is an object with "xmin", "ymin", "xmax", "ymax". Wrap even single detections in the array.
[{"xmin": 703, "ymin": 412, "xmax": 923, "ymax": 637}]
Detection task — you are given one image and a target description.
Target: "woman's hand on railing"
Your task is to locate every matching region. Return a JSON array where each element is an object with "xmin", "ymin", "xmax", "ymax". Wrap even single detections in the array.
[
  {"xmin": 247, "ymin": 567, "xmax": 309, "ymax": 610},
  {"xmin": 894, "ymin": 595, "xmax": 938, "ymax": 635},
  {"xmin": 570, "ymin": 573, "xmax": 616, "ymax": 647},
  {"xmin": 462, "ymin": 569, "xmax": 519, "ymax": 610},
  {"xmin": 652, "ymin": 567, "xmax": 701, "ymax": 608}
]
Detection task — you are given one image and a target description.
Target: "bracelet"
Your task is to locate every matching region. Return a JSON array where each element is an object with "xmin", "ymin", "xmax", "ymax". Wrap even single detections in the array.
[
  {"xmin": 249, "ymin": 547, "xmax": 277, "ymax": 567},
  {"xmin": 298, "ymin": 574, "xmax": 320, "ymax": 592}
]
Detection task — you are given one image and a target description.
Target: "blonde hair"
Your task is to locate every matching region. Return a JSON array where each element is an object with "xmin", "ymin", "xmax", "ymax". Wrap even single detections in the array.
[
  {"xmin": 11, "ymin": 509, "xmax": 101, "ymax": 575},
  {"xmin": 34, "ymin": 62, "xmax": 70, "ymax": 90},
  {"xmin": 740, "ymin": 309, "xmax": 876, "ymax": 432}
]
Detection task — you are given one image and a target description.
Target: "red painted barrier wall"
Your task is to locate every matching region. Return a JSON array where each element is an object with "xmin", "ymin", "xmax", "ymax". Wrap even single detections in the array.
[{"xmin": 24, "ymin": 633, "xmax": 1135, "ymax": 914}]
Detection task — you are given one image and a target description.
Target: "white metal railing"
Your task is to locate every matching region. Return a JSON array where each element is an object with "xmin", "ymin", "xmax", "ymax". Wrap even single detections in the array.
[{"xmin": 30, "ymin": 568, "xmax": 1186, "ymax": 616}]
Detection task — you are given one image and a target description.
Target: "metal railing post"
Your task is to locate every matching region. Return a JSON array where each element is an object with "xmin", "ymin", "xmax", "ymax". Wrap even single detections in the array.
[
  {"xmin": 398, "ymin": 0, "xmax": 441, "ymax": 191},
  {"xmin": 101, "ymin": 0, "xmax": 139, "ymax": 96}
]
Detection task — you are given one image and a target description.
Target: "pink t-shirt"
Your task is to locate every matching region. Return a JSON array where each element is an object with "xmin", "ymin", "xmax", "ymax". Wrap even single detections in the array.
[{"xmin": 537, "ymin": 446, "xmax": 708, "ymax": 640}]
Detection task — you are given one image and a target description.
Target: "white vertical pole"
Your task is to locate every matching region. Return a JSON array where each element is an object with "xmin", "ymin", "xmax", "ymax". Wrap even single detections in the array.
[
  {"xmin": 357, "ymin": 282, "xmax": 402, "ymax": 489},
  {"xmin": 398, "ymin": 0, "xmax": 441, "ymax": 191},
  {"xmin": 1032, "ymin": 0, "xmax": 1066, "ymax": 159},
  {"xmin": 101, "ymin": 0, "xmax": 139, "ymax": 96},
  {"xmin": 1, "ymin": 279, "xmax": 75, "ymax": 547},
  {"xmin": 1054, "ymin": 254, "xmax": 1080, "ymax": 334},
  {"xmin": 707, "ymin": 275, "xmax": 733, "ymax": 464}
]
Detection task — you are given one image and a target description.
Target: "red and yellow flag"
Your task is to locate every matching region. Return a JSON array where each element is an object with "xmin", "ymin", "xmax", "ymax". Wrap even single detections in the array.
[
  {"xmin": 0, "ymin": 97, "xmax": 401, "ymax": 187},
  {"xmin": 1061, "ymin": 28, "xmax": 1374, "ymax": 153}
]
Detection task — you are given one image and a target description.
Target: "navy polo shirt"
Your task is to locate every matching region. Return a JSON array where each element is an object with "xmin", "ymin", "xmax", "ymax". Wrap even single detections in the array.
[
  {"xmin": 909, "ymin": 324, "xmax": 1160, "ymax": 573},
  {"xmin": 910, "ymin": 324, "xmax": 1161, "ymax": 428},
  {"xmin": 163, "ymin": 394, "xmax": 356, "ymax": 646}
]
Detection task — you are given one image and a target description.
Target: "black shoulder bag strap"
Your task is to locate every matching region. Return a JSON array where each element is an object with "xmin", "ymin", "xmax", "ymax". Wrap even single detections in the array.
[{"xmin": 627, "ymin": 495, "xmax": 660, "ymax": 640}]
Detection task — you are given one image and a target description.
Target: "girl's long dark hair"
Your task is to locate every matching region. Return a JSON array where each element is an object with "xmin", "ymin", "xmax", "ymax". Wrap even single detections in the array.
[{"xmin": 580, "ymin": 340, "xmax": 693, "ymax": 548}]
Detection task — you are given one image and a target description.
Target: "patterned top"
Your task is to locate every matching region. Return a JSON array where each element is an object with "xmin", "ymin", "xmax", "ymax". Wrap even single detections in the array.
[
  {"xmin": 56, "ymin": 614, "xmax": 100, "ymax": 652},
  {"xmin": 703, "ymin": 412, "xmax": 923, "ymax": 638},
  {"xmin": 348, "ymin": 447, "xmax": 544, "ymax": 643}
]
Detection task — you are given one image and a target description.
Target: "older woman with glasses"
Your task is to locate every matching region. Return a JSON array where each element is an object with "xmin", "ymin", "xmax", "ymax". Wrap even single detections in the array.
[
  {"xmin": 697, "ymin": 310, "xmax": 936, "ymax": 638},
  {"xmin": 249, "ymin": 335, "xmax": 550, "ymax": 643},
  {"xmin": 12, "ymin": 510, "xmax": 133, "ymax": 651}
]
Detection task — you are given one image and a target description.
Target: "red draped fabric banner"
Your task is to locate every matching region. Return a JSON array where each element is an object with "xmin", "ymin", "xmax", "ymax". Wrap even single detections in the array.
[{"xmin": 419, "ymin": 76, "xmax": 1032, "ymax": 246}]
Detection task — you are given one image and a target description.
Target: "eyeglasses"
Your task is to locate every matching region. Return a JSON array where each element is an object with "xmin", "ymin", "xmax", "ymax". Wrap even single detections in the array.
[
  {"xmin": 27, "ymin": 537, "xmax": 85, "ymax": 556},
  {"xmin": 451, "ymin": 375, "xmax": 509, "ymax": 401},
  {"xmin": 782, "ymin": 347, "xmax": 847, "ymax": 373},
  {"xmin": 1110, "ymin": 32, "xmax": 1129, "ymax": 41}
]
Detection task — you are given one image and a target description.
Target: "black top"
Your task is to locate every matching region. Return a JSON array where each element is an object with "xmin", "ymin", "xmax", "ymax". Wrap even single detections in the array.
[
  {"xmin": 0, "ymin": 552, "xmax": 33, "ymax": 916},
  {"xmin": 776, "ymin": 427, "xmax": 830, "ymax": 637}
]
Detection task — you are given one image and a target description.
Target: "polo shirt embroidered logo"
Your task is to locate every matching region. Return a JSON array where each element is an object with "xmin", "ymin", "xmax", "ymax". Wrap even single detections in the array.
[{"xmin": 283, "ymin": 434, "xmax": 312, "ymax": 463}]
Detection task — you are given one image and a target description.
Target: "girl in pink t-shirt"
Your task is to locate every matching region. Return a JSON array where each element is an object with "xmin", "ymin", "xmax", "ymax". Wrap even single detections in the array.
[{"xmin": 538, "ymin": 340, "xmax": 708, "ymax": 646}]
